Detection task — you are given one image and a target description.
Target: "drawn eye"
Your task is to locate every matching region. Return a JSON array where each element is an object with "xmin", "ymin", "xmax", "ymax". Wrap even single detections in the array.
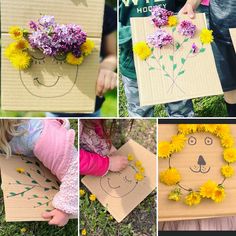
[
  {"xmin": 205, "ymin": 137, "xmax": 213, "ymax": 145},
  {"xmin": 123, "ymin": 176, "xmax": 132, "ymax": 183},
  {"xmin": 188, "ymin": 136, "xmax": 196, "ymax": 145},
  {"xmin": 53, "ymin": 54, "xmax": 66, "ymax": 64},
  {"xmin": 31, "ymin": 55, "xmax": 46, "ymax": 64}
]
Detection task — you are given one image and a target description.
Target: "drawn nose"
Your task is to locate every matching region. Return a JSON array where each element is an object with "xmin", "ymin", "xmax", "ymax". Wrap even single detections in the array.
[{"xmin": 198, "ymin": 155, "xmax": 206, "ymax": 166}]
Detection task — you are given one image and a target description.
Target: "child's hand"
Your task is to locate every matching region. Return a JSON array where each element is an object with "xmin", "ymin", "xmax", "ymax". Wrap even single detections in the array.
[
  {"xmin": 42, "ymin": 209, "xmax": 69, "ymax": 227},
  {"xmin": 108, "ymin": 155, "xmax": 128, "ymax": 172},
  {"xmin": 179, "ymin": 0, "xmax": 201, "ymax": 19},
  {"xmin": 96, "ymin": 68, "xmax": 117, "ymax": 97}
]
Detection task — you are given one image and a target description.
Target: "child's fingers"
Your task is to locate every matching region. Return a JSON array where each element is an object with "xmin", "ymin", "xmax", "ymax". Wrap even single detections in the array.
[{"xmin": 42, "ymin": 211, "xmax": 55, "ymax": 219}]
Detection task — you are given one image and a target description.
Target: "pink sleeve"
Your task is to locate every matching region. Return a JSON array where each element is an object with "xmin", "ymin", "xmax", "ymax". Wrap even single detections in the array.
[
  {"xmin": 201, "ymin": 0, "xmax": 210, "ymax": 6},
  {"xmin": 80, "ymin": 149, "xmax": 109, "ymax": 176}
]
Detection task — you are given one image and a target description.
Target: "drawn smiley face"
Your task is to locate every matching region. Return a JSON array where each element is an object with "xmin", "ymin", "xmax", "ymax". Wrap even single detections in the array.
[
  {"xmin": 100, "ymin": 165, "xmax": 139, "ymax": 198},
  {"xmin": 171, "ymin": 132, "xmax": 225, "ymax": 188},
  {"xmin": 19, "ymin": 50, "xmax": 79, "ymax": 98}
]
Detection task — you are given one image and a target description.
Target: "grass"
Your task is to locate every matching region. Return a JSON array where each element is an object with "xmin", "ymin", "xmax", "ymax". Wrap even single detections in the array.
[
  {"xmin": 80, "ymin": 120, "xmax": 156, "ymax": 236},
  {"xmin": 0, "ymin": 120, "xmax": 78, "ymax": 236},
  {"xmin": 119, "ymin": 77, "xmax": 228, "ymax": 117}
]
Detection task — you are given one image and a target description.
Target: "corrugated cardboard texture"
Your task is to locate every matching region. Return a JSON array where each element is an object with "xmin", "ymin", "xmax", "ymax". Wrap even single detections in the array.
[
  {"xmin": 1, "ymin": 0, "xmax": 105, "ymax": 112},
  {"xmin": 82, "ymin": 139, "xmax": 156, "ymax": 223},
  {"xmin": 230, "ymin": 28, "xmax": 236, "ymax": 52},
  {"xmin": 0, "ymin": 155, "xmax": 59, "ymax": 221},
  {"xmin": 131, "ymin": 13, "xmax": 223, "ymax": 106},
  {"xmin": 158, "ymin": 124, "xmax": 236, "ymax": 222}
]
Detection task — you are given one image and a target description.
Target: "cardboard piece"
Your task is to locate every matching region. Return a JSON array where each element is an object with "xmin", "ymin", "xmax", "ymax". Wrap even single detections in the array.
[
  {"xmin": 0, "ymin": 154, "xmax": 59, "ymax": 221},
  {"xmin": 229, "ymin": 28, "xmax": 236, "ymax": 52},
  {"xmin": 158, "ymin": 124, "xmax": 236, "ymax": 222},
  {"xmin": 1, "ymin": 0, "xmax": 105, "ymax": 112},
  {"xmin": 131, "ymin": 13, "xmax": 223, "ymax": 106},
  {"xmin": 82, "ymin": 139, "xmax": 156, "ymax": 223}
]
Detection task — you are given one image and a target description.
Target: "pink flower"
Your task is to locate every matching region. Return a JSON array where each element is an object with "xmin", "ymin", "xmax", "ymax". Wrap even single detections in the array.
[
  {"xmin": 191, "ymin": 43, "xmax": 199, "ymax": 53},
  {"xmin": 147, "ymin": 29, "xmax": 173, "ymax": 48},
  {"xmin": 178, "ymin": 20, "xmax": 197, "ymax": 38},
  {"xmin": 151, "ymin": 6, "xmax": 173, "ymax": 27}
]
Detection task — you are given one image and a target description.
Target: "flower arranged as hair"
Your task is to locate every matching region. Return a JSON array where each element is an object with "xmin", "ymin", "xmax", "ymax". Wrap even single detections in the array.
[
  {"xmin": 127, "ymin": 153, "xmax": 145, "ymax": 181},
  {"xmin": 5, "ymin": 16, "xmax": 95, "ymax": 70}
]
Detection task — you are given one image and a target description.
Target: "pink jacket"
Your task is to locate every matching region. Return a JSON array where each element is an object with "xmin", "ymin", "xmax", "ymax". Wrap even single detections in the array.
[
  {"xmin": 33, "ymin": 119, "xmax": 75, "ymax": 181},
  {"xmin": 79, "ymin": 121, "xmax": 110, "ymax": 176},
  {"xmin": 201, "ymin": 0, "xmax": 210, "ymax": 6}
]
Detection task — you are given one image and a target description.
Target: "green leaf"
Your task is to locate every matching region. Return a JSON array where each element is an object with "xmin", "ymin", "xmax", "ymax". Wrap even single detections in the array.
[
  {"xmin": 20, "ymin": 193, "xmax": 24, "ymax": 197},
  {"xmin": 162, "ymin": 65, "xmax": 165, "ymax": 70},
  {"xmin": 176, "ymin": 43, "xmax": 180, "ymax": 50},
  {"xmin": 25, "ymin": 187, "xmax": 31, "ymax": 190},
  {"xmin": 32, "ymin": 180, "xmax": 38, "ymax": 184},
  {"xmin": 44, "ymin": 188, "xmax": 50, "ymax": 191},
  {"xmin": 26, "ymin": 172, "xmax": 31, "ymax": 178},
  {"xmin": 46, "ymin": 202, "xmax": 49, "ymax": 207},
  {"xmin": 184, "ymin": 38, "xmax": 189, "ymax": 42},
  {"xmin": 159, "ymin": 55, "xmax": 163, "ymax": 60},
  {"xmin": 45, "ymin": 179, "xmax": 52, "ymax": 183},
  {"xmin": 181, "ymin": 58, "xmax": 186, "ymax": 64},
  {"xmin": 46, "ymin": 209, "xmax": 51, "ymax": 212},
  {"xmin": 169, "ymin": 55, "xmax": 173, "ymax": 61},
  {"xmin": 150, "ymin": 55, "xmax": 155, "ymax": 59},
  {"xmin": 149, "ymin": 67, "xmax": 155, "ymax": 71},
  {"xmin": 35, "ymin": 162, "xmax": 40, "ymax": 167},
  {"xmin": 172, "ymin": 27, "xmax": 176, "ymax": 33},
  {"xmin": 9, "ymin": 192, "xmax": 16, "ymax": 196},
  {"xmin": 16, "ymin": 181, "xmax": 21, "ymax": 184},
  {"xmin": 173, "ymin": 64, "xmax": 177, "ymax": 70},
  {"xmin": 26, "ymin": 161, "xmax": 33, "ymax": 164},
  {"xmin": 164, "ymin": 74, "xmax": 170, "ymax": 78},
  {"xmin": 37, "ymin": 202, "xmax": 42, "ymax": 206},
  {"xmin": 33, "ymin": 195, "xmax": 38, "ymax": 198},
  {"xmin": 178, "ymin": 70, "xmax": 185, "ymax": 76},
  {"xmin": 151, "ymin": 47, "xmax": 154, "ymax": 52},
  {"xmin": 44, "ymin": 196, "xmax": 49, "ymax": 199},
  {"xmin": 51, "ymin": 186, "xmax": 58, "ymax": 190},
  {"xmin": 36, "ymin": 170, "xmax": 41, "ymax": 175},
  {"xmin": 200, "ymin": 48, "xmax": 206, "ymax": 53}
]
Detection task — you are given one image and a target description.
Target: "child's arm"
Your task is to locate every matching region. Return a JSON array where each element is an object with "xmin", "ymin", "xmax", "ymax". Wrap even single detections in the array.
[
  {"xmin": 179, "ymin": 0, "xmax": 202, "ymax": 18},
  {"xmin": 43, "ymin": 148, "xmax": 78, "ymax": 226}
]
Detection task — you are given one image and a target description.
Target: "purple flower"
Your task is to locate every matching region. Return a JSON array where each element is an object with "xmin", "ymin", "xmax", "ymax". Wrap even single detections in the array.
[
  {"xmin": 147, "ymin": 29, "xmax": 173, "ymax": 48},
  {"xmin": 29, "ymin": 21, "xmax": 38, "ymax": 31},
  {"xmin": 38, "ymin": 15, "xmax": 56, "ymax": 28},
  {"xmin": 191, "ymin": 43, "xmax": 199, "ymax": 53},
  {"xmin": 178, "ymin": 20, "xmax": 197, "ymax": 38},
  {"xmin": 151, "ymin": 6, "xmax": 173, "ymax": 27}
]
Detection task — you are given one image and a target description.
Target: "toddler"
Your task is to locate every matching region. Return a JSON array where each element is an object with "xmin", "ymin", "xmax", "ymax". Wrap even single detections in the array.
[
  {"xmin": 0, "ymin": 119, "xmax": 78, "ymax": 227},
  {"xmin": 80, "ymin": 120, "xmax": 128, "ymax": 176}
]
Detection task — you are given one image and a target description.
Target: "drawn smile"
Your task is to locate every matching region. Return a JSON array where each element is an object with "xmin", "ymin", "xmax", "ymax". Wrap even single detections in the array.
[
  {"xmin": 34, "ymin": 76, "xmax": 62, "ymax": 87},
  {"xmin": 189, "ymin": 155, "xmax": 211, "ymax": 174},
  {"xmin": 107, "ymin": 178, "xmax": 120, "ymax": 189}
]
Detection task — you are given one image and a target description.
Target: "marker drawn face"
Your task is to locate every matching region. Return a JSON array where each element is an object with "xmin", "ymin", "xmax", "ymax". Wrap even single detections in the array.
[
  {"xmin": 171, "ymin": 133, "xmax": 225, "ymax": 188},
  {"xmin": 100, "ymin": 165, "xmax": 139, "ymax": 198},
  {"xmin": 19, "ymin": 50, "xmax": 79, "ymax": 98}
]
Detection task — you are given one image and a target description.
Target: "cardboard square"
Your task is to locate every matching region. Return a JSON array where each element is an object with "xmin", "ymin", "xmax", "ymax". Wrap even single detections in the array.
[
  {"xmin": 0, "ymin": 154, "xmax": 59, "ymax": 222},
  {"xmin": 130, "ymin": 13, "xmax": 223, "ymax": 106},
  {"xmin": 81, "ymin": 139, "xmax": 156, "ymax": 223},
  {"xmin": 158, "ymin": 124, "xmax": 236, "ymax": 222},
  {"xmin": 229, "ymin": 28, "xmax": 236, "ymax": 52},
  {"xmin": 1, "ymin": 0, "xmax": 105, "ymax": 112}
]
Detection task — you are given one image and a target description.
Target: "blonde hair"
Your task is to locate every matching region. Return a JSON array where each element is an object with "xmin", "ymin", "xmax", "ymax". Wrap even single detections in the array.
[{"xmin": 0, "ymin": 119, "xmax": 23, "ymax": 157}]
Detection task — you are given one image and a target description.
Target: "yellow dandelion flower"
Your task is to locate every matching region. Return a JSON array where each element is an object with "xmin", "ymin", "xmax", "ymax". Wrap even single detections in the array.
[
  {"xmin": 80, "ymin": 189, "xmax": 86, "ymax": 197},
  {"xmin": 81, "ymin": 39, "xmax": 95, "ymax": 56},
  {"xmin": 138, "ymin": 166, "xmax": 145, "ymax": 173},
  {"xmin": 133, "ymin": 41, "xmax": 152, "ymax": 60},
  {"xmin": 178, "ymin": 124, "xmax": 197, "ymax": 135},
  {"xmin": 128, "ymin": 154, "xmax": 134, "ymax": 161},
  {"xmin": 4, "ymin": 43, "xmax": 21, "ymax": 59},
  {"xmin": 200, "ymin": 180, "xmax": 217, "ymax": 198},
  {"xmin": 212, "ymin": 186, "xmax": 225, "ymax": 203},
  {"xmin": 81, "ymin": 229, "xmax": 87, "ymax": 235},
  {"xmin": 109, "ymin": 215, "xmax": 114, "ymax": 220},
  {"xmin": 197, "ymin": 124, "xmax": 206, "ymax": 132},
  {"xmin": 10, "ymin": 51, "xmax": 31, "ymax": 70},
  {"xmin": 223, "ymin": 148, "xmax": 236, "ymax": 163},
  {"xmin": 203, "ymin": 124, "xmax": 218, "ymax": 133},
  {"xmin": 14, "ymin": 39, "xmax": 30, "ymax": 50},
  {"xmin": 215, "ymin": 124, "xmax": 230, "ymax": 137},
  {"xmin": 66, "ymin": 52, "xmax": 84, "ymax": 65},
  {"xmin": 168, "ymin": 15, "xmax": 178, "ymax": 27},
  {"xmin": 135, "ymin": 161, "xmax": 142, "ymax": 168},
  {"xmin": 135, "ymin": 172, "xmax": 144, "ymax": 181},
  {"xmin": 9, "ymin": 26, "xmax": 23, "ymax": 40},
  {"xmin": 171, "ymin": 134, "xmax": 186, "ymax": 152},
  {"xmin": 168, "ymin": 188, "xmax": 182, "ymax": 201},
  {"xmin": 20, "ymin": 227, "xmax": 27, "ymax": 233},
  {"xmin": 221, "ymin": 135, "xmax": 234, "ymax": 148},
  {"xmin": 200, "ymin": 28, "xmax": 214, "ymax": 44},
  {"xmin": 16, "ymin": 168, "xmax": 25, "ymax": 174},
  {"xmin": 158, "ymin": 141, "xmax": 172, "ymax": 158},
  {"xmin": 221, "ymin": 165, "xmax": 234, "ymax": 178},
  {"xmin": 160, "ymin": 168, "xmax": 181, "ymax": 186},
  {"xmin": 185, "ymin": 192, "xmax": 201, "ymax": 206},
  {"xmin": 89, "ymin": 194, "xmax": 96, "ymax": 201}
]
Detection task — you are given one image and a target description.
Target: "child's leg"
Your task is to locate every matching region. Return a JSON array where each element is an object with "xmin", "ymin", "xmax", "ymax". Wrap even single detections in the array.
[
  {"xmin": 165, "ymin": 100, "xmax": 195, "ymax": 117},
  {"xmin": 121, "ymin": 75, "xmax": 154, "ymax": 117}
]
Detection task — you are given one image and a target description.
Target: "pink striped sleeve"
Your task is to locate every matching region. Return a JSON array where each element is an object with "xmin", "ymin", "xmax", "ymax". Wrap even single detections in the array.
[{"xmin": 80, "ymin": 149, "xmax": 109, "ymax": 176}]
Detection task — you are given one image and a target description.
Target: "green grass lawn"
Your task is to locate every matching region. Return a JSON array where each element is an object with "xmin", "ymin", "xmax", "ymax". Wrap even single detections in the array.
[
  {"xmin": 0, "ymin": 120, "xmax": 78, "ymax": 236},
  {"xmin": 119, "ymin": 78, "xmax": 227, "ymax": 117},
  {"xmin": 80, "ymin": 120, "xmax": 156, "ymax": 236}
]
